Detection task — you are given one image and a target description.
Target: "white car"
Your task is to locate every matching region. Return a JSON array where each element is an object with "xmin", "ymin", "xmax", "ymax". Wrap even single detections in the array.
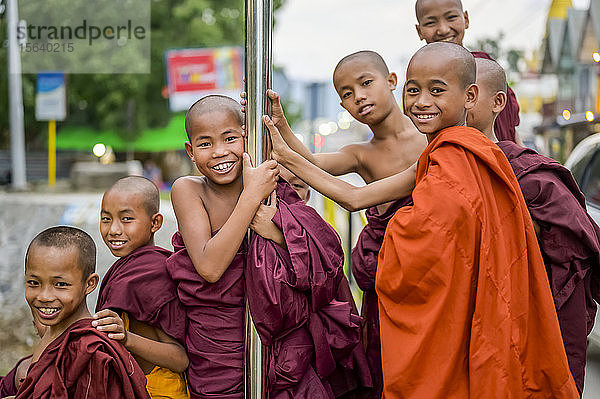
[{"xmin": 565, "ymin": 134, "xmax": 600, "ymax": 348}]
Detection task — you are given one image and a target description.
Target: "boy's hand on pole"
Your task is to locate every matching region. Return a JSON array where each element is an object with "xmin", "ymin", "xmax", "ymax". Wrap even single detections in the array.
[
  {"xmin": 263, "ymin": 115, "xmax": 292, "ymax": 164},
  {"xmin": 242, "ymin": 153, "xmax": 279, "ymax": 203}
]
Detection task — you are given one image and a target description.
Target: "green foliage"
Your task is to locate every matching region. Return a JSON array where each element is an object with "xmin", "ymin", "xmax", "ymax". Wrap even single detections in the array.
[
  {"xmin": 469, "ymin": 32, "xmax": 524, "ymax": 74},
  {"xmin": 0, "ymin": 0, "xmax": 286, "ymax": 149}
]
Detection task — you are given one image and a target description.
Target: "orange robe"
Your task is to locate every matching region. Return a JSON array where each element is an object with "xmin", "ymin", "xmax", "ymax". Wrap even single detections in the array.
[{"xmin": 376, "ymin": 126, "xmax": 579, "ymax": 398}]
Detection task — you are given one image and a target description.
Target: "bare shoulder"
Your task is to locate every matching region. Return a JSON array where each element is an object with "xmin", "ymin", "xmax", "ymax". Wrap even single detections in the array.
[
  {"xmin": 171, "ymin": 176, "xmax": 208, "ymax": 200},
  {"xmin": 340, "ymin": 141, "xmax": 370, "ymax": 157}
]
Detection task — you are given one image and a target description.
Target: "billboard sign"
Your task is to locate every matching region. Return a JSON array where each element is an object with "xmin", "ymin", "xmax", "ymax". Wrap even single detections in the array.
[{"xmin": 165, "ymin": 46, "xmax": 243, "ymax": 112}]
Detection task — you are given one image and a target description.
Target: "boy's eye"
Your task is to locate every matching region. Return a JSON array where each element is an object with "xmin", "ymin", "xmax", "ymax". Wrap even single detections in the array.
[
  {"xmin": 122, "ymin": 216, "xmax": 134, "ymax": 222},
  {"xmin": 406, "ymin": 87, "xmax": 419, "ymax": 94},
  {"xmin": 362, "ymin": 79, "xmax": 373, "ymax": 86},
  {"xmin": 342, "ymin": 91, "xmax": 352, "ymax": 99},
  {"xmin": 56, "ymin": 281, "xmax": 70, "ymax": 288},
  {"xmin": 447, "ymin": 15, "xmax": 457, "ymax": 21},
  {"xmin": 198, "ymin": 142, "xmax": 210, "ymax": 148},
  {"xmin": 225, "ymin": 136, "xmax": 238, "ymax": 142},
  {"xmin": 100, "ymin": 216, "xmax": 110, "ymax": 222},
  {"xmin": 431, "ymin": 88, "xmax": 445, "ymax": 94},
  {"xmin": 423, "ymin": 21, "xmax": 435, "ymax": 27},
  {"xmin": 26, "ymin": 280, "xmax": 39, "ymax": 287}
]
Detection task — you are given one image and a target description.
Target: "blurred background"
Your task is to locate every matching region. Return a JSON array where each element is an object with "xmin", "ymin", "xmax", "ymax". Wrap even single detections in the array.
[{"xmin": 3, "ymin": 0, "xmax": 600, "ymax": 395}]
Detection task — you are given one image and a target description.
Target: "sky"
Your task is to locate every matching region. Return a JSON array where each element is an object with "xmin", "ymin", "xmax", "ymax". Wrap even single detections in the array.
[{"xmin": 274, "ymin": 0, "xmax": 591, "ymax": 82}]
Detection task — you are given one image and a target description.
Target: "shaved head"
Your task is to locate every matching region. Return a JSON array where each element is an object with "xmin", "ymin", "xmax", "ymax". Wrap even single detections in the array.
[
  {"xmin": 106, "ymin": 176, "xmax": 159, "ymax": 217},
  {"xmin": 475, "ymin": 58, "xmax": 507, "ymax": 95},
  {"xmin": 410, "ymin": 42, "xmax": 475, "ymax": 88},
  {"xmin": 185, "ymin": 95, "xmax": 244, "ymax": 140},
  {"xmin": 415, "ymin": 0, "xmax": 463, "ymax": 20},
  {"xmin": 333, "ymin": 51, "xmax": 390, "ymax": 82}
]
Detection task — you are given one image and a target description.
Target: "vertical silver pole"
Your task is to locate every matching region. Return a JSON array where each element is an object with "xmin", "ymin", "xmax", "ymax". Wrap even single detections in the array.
[
  {"xmin": 7, "ymin": 0, "xmax": 27, "ymax": 189},
  {"xmin": 245, "ymin": 0, "xmax": 272, "ymax": 398}
]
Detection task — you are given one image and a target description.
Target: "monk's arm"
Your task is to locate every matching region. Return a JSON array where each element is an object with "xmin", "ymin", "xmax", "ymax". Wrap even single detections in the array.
[
  {"xmin": 93, "ymin": 309, "xmax": 188, "ymax": 373},
  {"xmin": 264, "ymin": 90, "xmax": 360, "ymax": 176},
  {"xmin": 250, "ymin": 191, "xmax": 287, "ymax": 249},
  {"xmin": 172, "ymin": 159, "xmax": 278, "ymax": 283},
  {"xmin": 266, "ymin": 116, "xmax": 416, "ymax": 211}
]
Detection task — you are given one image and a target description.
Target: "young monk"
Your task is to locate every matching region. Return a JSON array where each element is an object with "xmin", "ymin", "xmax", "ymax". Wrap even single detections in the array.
[
  {"xmin": 266, "ymin": 42, "xmax": 579, "ymax": 397},
  {"xmin": 379, "ymin": 41, "xmax": 577, "ymax": 398},
  {"xmin": 414, "ymin": 0, "xmax": 521, "ymax": 143},
  {"xmin": 17, "ymin": 226, "xmax": 149, "ymax": 398},
  {"xmin": 244, "ymin": 51, "xmax": 426, "ymax": 398},
  {"xmin": 166, "ymin": 95, "xmax": 279, "ymax": 398},
  {"xmin": 469, "ymin": 58, "xmax": 600, "ymax": 394},
  {"xmin": 93, "ymin": 176, "xmax": 189, "ymax": 398}
]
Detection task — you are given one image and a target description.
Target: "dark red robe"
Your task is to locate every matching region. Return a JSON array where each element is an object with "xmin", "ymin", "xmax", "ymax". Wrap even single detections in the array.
[
  {"xmin": 95, "ymin": 245, "xmax": 186, "ymax": 344},
  {"xmin": 350, "ymin": 197, "xmax": 412, "ymax": 399},
  {"xmin": 16, "ymin": 318, "xmax": 149, "ymax": 399},
  {"xmin": 166, "ymin": 232, "xmax": 246, "ymax": 399},
  {"xmin": 0, "ymin": 357, "xmax": 24, "ymax": 398},
  {"xmin": 246, "ymin": 181, "xmax": 372, "ymax": 398},
  {"xmin": 472, "ymin": 51, "xmax": 520, "ymax": 143},
  {"xmin": 498, "ymin": 140, "xmax": 600, "ymax": 393}
]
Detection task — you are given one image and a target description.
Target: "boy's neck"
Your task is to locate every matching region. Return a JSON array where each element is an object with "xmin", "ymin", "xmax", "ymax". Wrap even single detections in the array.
[{"xmin": 369, "ymin": 104, "xmax": 410, "ymax": 139}]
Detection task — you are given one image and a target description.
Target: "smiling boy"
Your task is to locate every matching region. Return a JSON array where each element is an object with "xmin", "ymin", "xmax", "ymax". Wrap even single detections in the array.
[
  {"xmin": 375, "ymin": 42, "xmax": 578, "ymax": 398},
  {"xmin": 414, "ymin": 0, "xmax": 521, "ymax": 143},
  {"xmin": 18, "ymin": 226, "xmax": 149, "ymax": 398},
  {"xmin": 166, "ymin": 95, "xmax": 279, "ymax": 398},
  {"xmin": 94, "ymin": 176, "xmax": 189, "ymax": 399}
]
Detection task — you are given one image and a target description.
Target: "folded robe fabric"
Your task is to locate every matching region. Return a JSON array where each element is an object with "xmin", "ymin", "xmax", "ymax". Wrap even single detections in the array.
[
  {"xmin": 376, "ymin": 126, "xmax": 578, "ymax": 398},
  {"xmin": 246, "ymin": 180, "xmax": 372, "ymax": 398},
  {"xmin": 498, "ymin": 139, "xmax": 600, "ymax": 393},
  {"xmin": 166, "ymin": 232, "xmax": 246, "ymax": 399},
  {"xmin": 472, "ymin": 51, "xmax": 519, "ymax": 143},
  {"xmin": 16, "ymin": 318, "xmax": 149, "ymax": 399},
  {"xmin": 350, "ymin": 197, "xmax": 412, "ymax": 399},
  {"xmin": 95, "ymin": 245, "xmax": 186, "ymax": 344},
  {"xmin": 0, "ymin": 356, "xmax": 25, "ymax": 398}
]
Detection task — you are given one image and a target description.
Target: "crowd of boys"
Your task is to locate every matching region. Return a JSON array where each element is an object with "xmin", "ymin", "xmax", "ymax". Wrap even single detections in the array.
[{"xmin": 1, "ymin": 1, "xmax": 599, "ymax": 398}]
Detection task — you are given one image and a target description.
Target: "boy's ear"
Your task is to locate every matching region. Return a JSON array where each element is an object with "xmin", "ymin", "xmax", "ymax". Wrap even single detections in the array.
[
  {"xmin": 387, "ymin": 72, "xmax": 398, "ymax": 90},
  {"xmin": 464, "ymin": 84, "xmax": 479, "ymax": 111},
  {"xmin": 463, "ymin": 11, "xmax": 470, "ymax": 30},
  {"xmin": 151, "ymin": 213, "xmax": 163, "ymax": 233},
  {"xmin": 184, "ymin": 141, "xmax": 195, "ymax": 162},
  {"xmin": 416, "ymin": 24, "xmax": 425, "ymax": 41},
  {"xmin": 493, "ymin": 91, "xmax": 507, "ymax": 114},
  {"xmin": 84, "ymin": 273, "xmax": 100, "ymax": 295}
]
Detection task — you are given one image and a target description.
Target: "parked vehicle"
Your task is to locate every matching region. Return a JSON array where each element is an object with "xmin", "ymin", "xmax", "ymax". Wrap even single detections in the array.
[{"xmin": 565, "ymin": 133, "xmax": 600, "ymax": 347}]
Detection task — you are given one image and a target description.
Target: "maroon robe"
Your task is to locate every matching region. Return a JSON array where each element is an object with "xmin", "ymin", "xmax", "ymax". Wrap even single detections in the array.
[
  {"xmin": 0, "ymin": 357, "xmax": 24, "ymax": 398},
  {"xmin": 95, "ymin": 245, "xmax": 186, "ymax": 344},
  {"xmin": 246, "ymin": 181, "xmax": 371, "ymax": 398},
  {"xmin": 498, "ymin": 140, "xmax": 600, "ymax": 393},
  {"xmin": 166, "ymin": 232, "xmax": 246, "ymax": 399},
  {"xmin": 350, "ymin": 197, "xmax": 412, "ymax": 399},
  {"xmin": 472, "ymin": 51, "xmax": 520, "ymax": 143},
  {"xmin": 16, "ymin": 318, "xmax": 149, "ymax": 399}
]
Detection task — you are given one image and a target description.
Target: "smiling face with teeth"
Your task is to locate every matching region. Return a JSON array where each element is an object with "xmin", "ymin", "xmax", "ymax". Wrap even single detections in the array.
[
  {"xmin": 100, "ymin": 189, "xmax": 161, "ymax": 257},
  {"xmin": 25, "ymin": 244, "xmax": 98, "ymax": 334},
  {"xmin": 403, "ymin": 44, "xmax": 478, "ymax": 139},
  {"xmin": 415, "ymin": 0, "xmax": 469, "ymax": 46},
  {"xmin": 185, "ymin": 109, "xmax": 245, "ymax": 187}
]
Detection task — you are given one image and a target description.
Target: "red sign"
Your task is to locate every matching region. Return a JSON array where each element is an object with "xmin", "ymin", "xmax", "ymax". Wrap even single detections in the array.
[{"xmin": 165, "ymin": 47, "xmax": 243, "ymax": 111}]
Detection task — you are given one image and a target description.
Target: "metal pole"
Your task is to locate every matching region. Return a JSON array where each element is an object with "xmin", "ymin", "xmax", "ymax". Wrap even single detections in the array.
[
  {"xmin": 245, "ymin": 0, "xmax": 272, "ymax": 398},
  {"xmin": 48, "ymin": 120, "xmax": 56, "ymax": 187},
  {"xmin": 7, "ymin": 0, "xmax": 27, "ymax": 189}
]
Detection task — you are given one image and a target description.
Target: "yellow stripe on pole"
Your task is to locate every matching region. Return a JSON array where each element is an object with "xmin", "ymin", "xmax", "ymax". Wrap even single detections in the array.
[{"xmin": 48, "ymin": 120, "xmax": 56, "ymax": 187}]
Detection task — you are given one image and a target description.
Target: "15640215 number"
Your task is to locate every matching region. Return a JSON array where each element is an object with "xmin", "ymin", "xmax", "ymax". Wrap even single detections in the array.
[{"xmin": 19, "ymin": 42, "xmax": 74, "ymax": 53}]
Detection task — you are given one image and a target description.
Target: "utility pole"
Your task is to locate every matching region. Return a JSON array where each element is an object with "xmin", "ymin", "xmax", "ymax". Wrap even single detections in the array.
[
  {"xmin": 244, "ymin": 0, "xmax": 272, "ymax": 397},
  {"xmin": 7, "ymin": 0, "xmax": 26, "ymax": 189}
]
